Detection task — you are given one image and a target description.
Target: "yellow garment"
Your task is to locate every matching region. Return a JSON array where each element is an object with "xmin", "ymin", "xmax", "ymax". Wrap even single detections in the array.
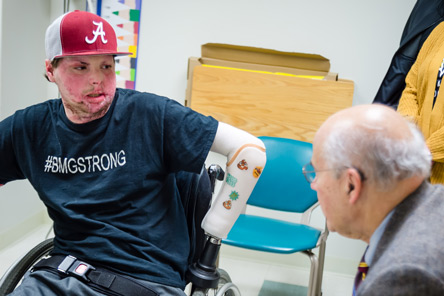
[{"xmin": 398, "ymin": 21, "xmax": 444, "ymax": 184}]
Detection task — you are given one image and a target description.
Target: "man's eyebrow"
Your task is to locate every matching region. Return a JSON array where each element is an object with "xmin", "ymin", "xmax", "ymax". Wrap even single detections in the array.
[{"xmin": 66, "ymin": 59, "xmax": 88, "ymax": 65}]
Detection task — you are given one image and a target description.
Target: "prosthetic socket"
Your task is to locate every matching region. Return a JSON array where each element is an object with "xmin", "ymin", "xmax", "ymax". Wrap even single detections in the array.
[{"xmin": 201, "ymin": 144, "xmax": 266, "ymax": 239}]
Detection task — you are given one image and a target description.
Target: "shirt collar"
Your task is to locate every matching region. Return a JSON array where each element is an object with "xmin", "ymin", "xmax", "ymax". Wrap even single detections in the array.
[{"xmin": 364, "ymin": 210, "xmax": 394, "ymax": 265}]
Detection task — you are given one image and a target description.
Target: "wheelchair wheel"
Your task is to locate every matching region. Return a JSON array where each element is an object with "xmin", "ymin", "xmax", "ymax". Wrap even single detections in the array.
[
  {"xmin": 0, "ymin": 238, "xmax": 54, "ymax": 295},
  {"xmin": 216, "ymin": 268, "xmax": 236, "ymax": 296},
  {"xmin": 189, "ymin": 268, "xmax": 238, "ymax": 296}
]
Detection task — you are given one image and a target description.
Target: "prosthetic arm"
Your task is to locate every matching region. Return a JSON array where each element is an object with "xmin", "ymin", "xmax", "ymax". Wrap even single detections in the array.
[
  {"xmin": 202, "ymin": 122, "xmax": 267, "ymax": 239},
  {"xmin": 187, "ymin": 122, "xmax": 266, "ymax": 290}
]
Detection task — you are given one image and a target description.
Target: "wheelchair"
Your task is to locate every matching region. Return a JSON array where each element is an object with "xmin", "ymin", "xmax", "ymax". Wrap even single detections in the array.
[{"xmin": 0, "ymin": 164, "xmax": 241, "ymax": 296}]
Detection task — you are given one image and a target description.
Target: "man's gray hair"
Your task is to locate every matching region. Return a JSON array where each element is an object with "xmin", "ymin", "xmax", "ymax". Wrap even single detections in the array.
[{"xmin": 322, "ymin": 120, "xmax": 431, "ymax": 191}]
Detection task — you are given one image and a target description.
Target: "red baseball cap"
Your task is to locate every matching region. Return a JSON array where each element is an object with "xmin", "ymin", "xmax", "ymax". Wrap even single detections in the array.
[{"xmin": 45, "ymin": 10, "xmax": 131, "ymax": 61}]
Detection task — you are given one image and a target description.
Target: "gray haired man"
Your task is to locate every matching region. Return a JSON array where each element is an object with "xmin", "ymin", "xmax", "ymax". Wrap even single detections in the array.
[{"xmin": 304, "ymin": 104, "xmax": 444, "ymax": 295}]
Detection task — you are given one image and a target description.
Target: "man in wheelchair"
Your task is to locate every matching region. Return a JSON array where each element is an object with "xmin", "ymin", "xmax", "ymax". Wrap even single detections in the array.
[{"xmin": 0, "ymin": 10, "xmax": 266, "ymax": 296}]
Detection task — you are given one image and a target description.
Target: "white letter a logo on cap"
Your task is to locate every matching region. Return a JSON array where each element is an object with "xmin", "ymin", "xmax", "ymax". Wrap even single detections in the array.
[{"xmin": 85, "ymin": 21, "xmax": 108, "ymax": 44}]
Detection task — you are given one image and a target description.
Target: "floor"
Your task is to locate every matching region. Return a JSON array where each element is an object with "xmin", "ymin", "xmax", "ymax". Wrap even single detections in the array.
[{"xmin": 0, "ymin": 224, "xmax": 354, "ymax": 296}]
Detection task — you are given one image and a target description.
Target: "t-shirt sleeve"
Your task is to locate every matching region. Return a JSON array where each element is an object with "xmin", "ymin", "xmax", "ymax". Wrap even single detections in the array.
[
  {"xmin": 0, "ymin": 114, "xmax": 25, "ymax": 185},
  {"xmin": 162, "ymin": 99, "xmax": 218, "ymax": 173}
]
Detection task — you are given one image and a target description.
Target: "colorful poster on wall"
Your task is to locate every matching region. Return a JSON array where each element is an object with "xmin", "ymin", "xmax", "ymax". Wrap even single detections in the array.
[{"xmin": 88, "ymin": 0, "xmax": 142, "ymax": 89}]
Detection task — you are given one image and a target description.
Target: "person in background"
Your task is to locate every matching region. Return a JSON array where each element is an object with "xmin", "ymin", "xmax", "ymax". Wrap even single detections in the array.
[
  {"xmin": 397, "ymin": 20, "xmax": 444, "ymax": 184},
  {"xmin": 304, "ymin": 104, "xmax": 444, "ymax": 295},
  {"xmin": 373, "ymin": 0, "xmax": 444, "ymax": 108},
  {"xmin": 0, "ymin": 10, "xmax": 266, "ymax": 296}
]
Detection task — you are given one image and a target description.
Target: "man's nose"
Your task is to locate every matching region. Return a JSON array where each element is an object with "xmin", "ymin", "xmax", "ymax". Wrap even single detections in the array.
[
  {"xmin": 310, "ymin": 181, "xmax": 316, "ymax": 191},
  {"xmin": 89, "ymin": 69, "xmax": 103, "ymax": 85}
]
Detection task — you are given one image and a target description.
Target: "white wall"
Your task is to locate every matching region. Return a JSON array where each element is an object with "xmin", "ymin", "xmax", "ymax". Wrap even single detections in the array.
[
  {"xmin": 0, "ymin": 0, "xmax": 416, "ymax": 275},
  {"xmin": 136, "ymin": 0, "xmax": 416, "ymax": 107}
]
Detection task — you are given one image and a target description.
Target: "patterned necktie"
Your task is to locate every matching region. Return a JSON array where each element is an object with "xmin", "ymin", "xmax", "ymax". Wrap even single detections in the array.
[{"xmin": 352, "ymin": 247, "xmax": 369, "ymax": 296}]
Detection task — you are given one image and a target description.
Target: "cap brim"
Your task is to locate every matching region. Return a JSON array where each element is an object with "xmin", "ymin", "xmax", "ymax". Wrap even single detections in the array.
[{"xmin": 53, "ymin": 51, "xmax": 131, "ymax": 59}]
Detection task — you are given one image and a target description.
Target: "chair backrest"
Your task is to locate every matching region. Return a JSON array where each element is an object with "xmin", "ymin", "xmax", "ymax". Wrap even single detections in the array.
[{"xmin": 247, "ymin": 136, "xmax": 317, "ymax": 213}]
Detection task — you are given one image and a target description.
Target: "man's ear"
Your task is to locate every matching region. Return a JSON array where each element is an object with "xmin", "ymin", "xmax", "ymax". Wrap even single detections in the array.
[
  {"xmin": 45, "ymin": 60, "xmax": 55, "ymax": 82},
  {"xmin": 345, "ymin": 168, "xmax": 362, "ymax": 204}
]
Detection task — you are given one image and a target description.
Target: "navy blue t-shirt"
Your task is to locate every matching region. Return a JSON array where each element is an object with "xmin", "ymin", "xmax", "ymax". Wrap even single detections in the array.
[{"xmin": 0, "ymin": 88, "xmax": 218, "ymax": 288}]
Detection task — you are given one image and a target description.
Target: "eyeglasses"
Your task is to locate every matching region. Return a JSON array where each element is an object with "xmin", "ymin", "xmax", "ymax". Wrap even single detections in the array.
[{"xmin": 302, "ymin": 162, "xmax": 366, "ymax": 183}]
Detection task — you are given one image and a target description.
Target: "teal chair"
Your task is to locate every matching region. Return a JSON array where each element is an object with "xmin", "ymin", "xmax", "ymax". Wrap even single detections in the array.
[{"xmin": 223, "ymin": 136, "xmax": 328, "ymax": 296}]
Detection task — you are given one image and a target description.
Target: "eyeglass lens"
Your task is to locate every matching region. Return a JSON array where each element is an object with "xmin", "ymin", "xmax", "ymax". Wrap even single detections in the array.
[{"xmin": 302, "ymin": 162, "xmax": 316, "ymax": 183}]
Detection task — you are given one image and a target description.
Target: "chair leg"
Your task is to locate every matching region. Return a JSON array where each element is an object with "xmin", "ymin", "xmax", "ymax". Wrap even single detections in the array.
[
  {"xmin": 303, "ymin": 250, "xmax": 319, "ymax": 296},
  {"xmin": 315, "ymin": 238, "xmax": 327, "ymax": 296}
]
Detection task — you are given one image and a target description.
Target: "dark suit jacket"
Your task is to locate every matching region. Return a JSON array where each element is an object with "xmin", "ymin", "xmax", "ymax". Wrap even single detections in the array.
[
  {"xmin": 373, "ymin": 0, "xmax": 444, "ymax": 108},
  {"xmin": 358, "ymin": 182, "xmax": 444, "ymax": 295}
]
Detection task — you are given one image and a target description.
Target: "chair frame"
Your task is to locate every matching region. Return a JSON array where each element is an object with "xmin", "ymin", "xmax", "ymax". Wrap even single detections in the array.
[{"xmin": 302, "ymin": 202, "xmax": 329, "ymax": 296}]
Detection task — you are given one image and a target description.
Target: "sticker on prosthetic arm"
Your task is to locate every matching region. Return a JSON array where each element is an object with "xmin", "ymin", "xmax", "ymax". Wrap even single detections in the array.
[{"xmin": 202, "ymin": 144, "xmax": 266, "ymax": 239}]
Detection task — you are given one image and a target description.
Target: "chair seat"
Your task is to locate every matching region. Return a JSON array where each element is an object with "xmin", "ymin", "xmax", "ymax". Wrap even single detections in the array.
[{"xmin": 223, "ymin": 214, "xmax": 321, "ymax": 254}]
